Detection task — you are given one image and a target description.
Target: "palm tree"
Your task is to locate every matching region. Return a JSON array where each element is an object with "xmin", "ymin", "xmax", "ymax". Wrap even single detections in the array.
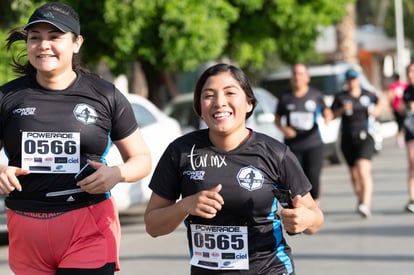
[{"xmin": 336, "ymin": 3, "xmax": 358, "ymax": 64}]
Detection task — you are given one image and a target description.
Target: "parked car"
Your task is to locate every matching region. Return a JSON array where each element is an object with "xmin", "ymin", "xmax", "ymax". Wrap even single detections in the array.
[
  {"xmin": 259, "ymin": 62, "xmax": 383, "ymax": 163},
  {"xmin": 106, "ymin": 93, "xmax": 182, "ymax": 212},
  {"xmin": 0, "ymin": 93, "xmax": 183, "ymax": 234},
  {"xmin": 163, "ymin": 87, "xmax": 284, "ymax": 141}
]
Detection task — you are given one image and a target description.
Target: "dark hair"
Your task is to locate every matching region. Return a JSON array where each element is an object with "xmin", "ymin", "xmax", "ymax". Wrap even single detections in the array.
[
  {"xmin": 392, "ymin": 73, "xmax": 400, "ymax": 81},
  {"xmin": 193, "ymin": 63, "xmax": 257, "ymax": 119},
  {"xmin": 5, "ymin": 2, "xmax": 89, "ymax": 76}
]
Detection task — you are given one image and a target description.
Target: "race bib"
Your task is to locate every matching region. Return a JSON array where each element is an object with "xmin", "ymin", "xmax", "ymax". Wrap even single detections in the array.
[
  {"xmin": 21, "ymin": 131, "xmax": 80, "ymax": 173},
  {"xmin": 289, "ymin": 111, "xmax": 314, "ymax": 130},
  {"xmin": 190, "ymin": 224, "xmax": 249, "ymax": 270}
]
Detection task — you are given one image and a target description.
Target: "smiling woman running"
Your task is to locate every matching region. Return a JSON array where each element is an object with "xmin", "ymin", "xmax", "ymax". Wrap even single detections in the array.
[
  {"xmin": 144, "ymin": 63, "xmax": 323, "ymax": 275},
  {"xmin": 0, "ymin": 2, "xmax": 151, "ymax": 274}
]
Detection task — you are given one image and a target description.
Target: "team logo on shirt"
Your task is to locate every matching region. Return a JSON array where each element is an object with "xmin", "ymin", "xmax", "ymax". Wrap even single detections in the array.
[
  {"xmin": 305, "ymin": 100, "xmax": 317, "ymax": 112},
  {"xmin": 237, "ymin": 166, "xmax": 264, "ymax": 191},
  {"xmin": 359, "ymin": 95, "xmax": 371, "ymax": 106},
  {"xmin": 73, "ymin": 104, "xmax": 98, "ymax": 124}
]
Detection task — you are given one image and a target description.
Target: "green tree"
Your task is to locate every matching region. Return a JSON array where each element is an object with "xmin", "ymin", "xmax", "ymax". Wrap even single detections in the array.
[
  {"xmin": 1, "ymin": 0, "xmax": 353, "ymax": 107},
  {"xmin": 93, "ymin": 0, "xmax": 351, "ymax": 106},
  {"xmin": 225, "ymin": 0, "xmax": 352, "ymax": 82},
  {"xmin": 0, "ymin": 0, "xmax": 44, "ymax": 84},
  {"xmin": 100, "ymin": 0, "xmax": 238, "ymax": 105}
]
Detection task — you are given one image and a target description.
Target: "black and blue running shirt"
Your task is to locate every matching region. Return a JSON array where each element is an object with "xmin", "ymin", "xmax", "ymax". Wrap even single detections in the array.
[
  {"xmin": 0, "ymin": 73, "xmax": 137, "ymax": 212},
  {"xmin": 149, "ymin": 129, "xmax": 311, "ymax": 275},
  {"xmin": 276, "ymin": 87, "xmax": 327, "ymax": 151},
  {"xmin": 331, "ymin": 89, "xmax": 378, "ymax": 138}
]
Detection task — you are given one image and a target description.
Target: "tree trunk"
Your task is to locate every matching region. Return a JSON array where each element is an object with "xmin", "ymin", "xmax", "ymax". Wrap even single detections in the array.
[
  {"xmin": 336, "ymin": 3, "xmax": 358, "ymax": 64},
  {"xmin": 142, "ymin": 64, "xmax": 178, "ymax": 108},
  {"xmin": 130, "ymin": 61, "xmax": 149, "ymax": 97}
]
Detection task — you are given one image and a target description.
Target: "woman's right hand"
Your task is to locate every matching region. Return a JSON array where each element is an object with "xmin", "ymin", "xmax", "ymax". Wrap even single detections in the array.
[
  {"xmin": 283, "ymin": 126, "xmax": 297, "ymax": 139},
  {"xmin": 0, "ymin": 165, "xmax": 30, "ymax": 194},
  {"xmin": 182, "ymin": 184, "xmax": 224, "ymax": 219}
]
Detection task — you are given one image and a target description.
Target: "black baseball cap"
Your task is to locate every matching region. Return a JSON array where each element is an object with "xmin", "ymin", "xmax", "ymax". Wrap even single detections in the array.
[{"xmin": 24, "ymin": 2, "xmax": 80, "ymax": 35}]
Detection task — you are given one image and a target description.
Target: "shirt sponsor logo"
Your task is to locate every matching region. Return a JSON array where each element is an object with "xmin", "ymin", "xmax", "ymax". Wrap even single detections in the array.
[
  {"xmin": 222, "ymin": 253, "xmax": 235, "ymax": 259},
  {"xmin": 187, "ymin": 145, "xmax": 227, "ymax": 170},
  {"xmin": 197, "ymin": 261, "xmax": 218, "ymax": 268},
  {"xmin": 237, "ymin": 166, "xmax": 264, "ymax": 191},
  {"xmin": 73, "ymin": 104, "xmax": 98, "ymax": 125},
  {"xmin": 12, "ymin": 107, "xmax": 36, "ymax": 116},
  {"xmin": 55, "ymin": 157, "xmax": 67, "ymax": 163},
  {"xmin": 183, "ymin": 170, "xmax": 205, "ymax": 180}
]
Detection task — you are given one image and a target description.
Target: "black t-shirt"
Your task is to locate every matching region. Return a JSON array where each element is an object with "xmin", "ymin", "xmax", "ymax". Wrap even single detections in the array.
[
  {"xmin": 402, "ymin": 85, "xmax": 414, "ymax": 135},
  {"xmin": 331, "ymin": 89, "xmax": 378, "ymax": 138},
  {"xmin": 149, "ymin": 129, "xmax": 311, "ymax": 274},
  {"xmin": 0, "ymin": 73, "xmax": 138, "ymax": 212},
  {"xmin": 403, "ymin": 85, "xmax": 414, "ymax": 104},
  {"xmin": 276, "ymin": 88, "xmax": 326, "ymax": 150}
]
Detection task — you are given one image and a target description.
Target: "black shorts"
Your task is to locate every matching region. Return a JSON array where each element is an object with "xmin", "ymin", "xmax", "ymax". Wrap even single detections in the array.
[
  {"xmin": 393, "ymin": 110, "xmax": 405, "ymax": 131},
  {"xmin": 341, "ymin": 133, "xmax": 375, "ymax": 166}
]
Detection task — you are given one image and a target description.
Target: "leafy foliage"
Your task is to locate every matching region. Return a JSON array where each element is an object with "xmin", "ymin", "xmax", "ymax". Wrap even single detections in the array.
[
  {"xmin": 0, "ymin": 0, "xmax": 45, "ymax": 84},
  {"xmin": 101, "ymin": 0, "xmax": 238, "ymax": 73},
  {"xmin": 0, "ymin": 0, "xmax": 353, "ymax": 89}
]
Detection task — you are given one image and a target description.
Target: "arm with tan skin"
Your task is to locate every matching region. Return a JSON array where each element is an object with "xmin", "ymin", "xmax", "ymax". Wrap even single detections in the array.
[
  {"xmin": 145, "ymin": 184, "xmax": 224, "ymax": 237},
  {"xmin": 280, "ymin": 193, "xmax": 324, "ymax": 235},
  {"xmin": 0, "ymin": 141, "xmax": 30, "ymax": 194},
  {"xmin": 322, "ymin": 107, "xmax": 334, "ymax": 124},
  {"xmin": 369, "ymin": 97, "xmax": 383, "ymax": 118},
  {"xmin": 78, "ymin": 128, "xmax": 152, "ymax": 194},
  {"xmin": 275, "ymin": 114, "xmax": 297, "ymax": 139}
]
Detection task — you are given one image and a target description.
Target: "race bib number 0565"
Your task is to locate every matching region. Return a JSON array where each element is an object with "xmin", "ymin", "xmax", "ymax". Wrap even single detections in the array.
[
  {"xmin": 21, "ymin": 131, "xmax": 80, "ymax": 173},
  {"xmin": 190, "ymin": 224, "xmax": 249, "ymax": 270}
]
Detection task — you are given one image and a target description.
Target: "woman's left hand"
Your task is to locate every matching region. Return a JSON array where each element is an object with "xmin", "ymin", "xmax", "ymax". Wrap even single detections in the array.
[
  {"xmin": 281, "ymin": 194, "xmax": 323, "ymax": 235},
  {"xmin": 77, "ymin": 160, "xmax": 121, "ymax": 194}
]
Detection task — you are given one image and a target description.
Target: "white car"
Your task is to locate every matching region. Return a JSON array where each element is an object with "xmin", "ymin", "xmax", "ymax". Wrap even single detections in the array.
[
  {"xmin": 107, "ymin": 93, "xmax": 182, "ymax": 212},
  {"xmin": 163, "ymin": 87, "xmax": 284, "ymax": 142},
  {"xmin": 0, "ymin": 93, "xmax": 183, "ymax": 233}
]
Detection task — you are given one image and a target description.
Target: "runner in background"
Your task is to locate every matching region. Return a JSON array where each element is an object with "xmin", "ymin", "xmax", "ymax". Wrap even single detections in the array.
[
  {"xmin": 275, "ymin": 63, "xmax": 333, "ymax": 204},
  {"xmin": 331, "ymin": 69, "xmax": 383, "ymax": 218},
  {"xmin": 402, "ymin": 63, "xmax": 414, "ymax": 213},
  {"xmin": 387, "ymin": 73, "xmax": 408, "ymax": 148}
]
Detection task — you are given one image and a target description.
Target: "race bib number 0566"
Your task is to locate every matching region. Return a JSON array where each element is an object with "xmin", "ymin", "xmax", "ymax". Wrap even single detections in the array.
[
  {"xmin": 190, "ymin": 224, "xmax": 249, "ymax": 270},
  {"xmin": 21, "ymin": 131, "xmax": 80, "ymax": 173}
]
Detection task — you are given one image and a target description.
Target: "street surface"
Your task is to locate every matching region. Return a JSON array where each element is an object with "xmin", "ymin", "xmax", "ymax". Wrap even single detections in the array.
[{"xmin": 0, "ymin": 134, "xmax": 413, "ymax": 274}]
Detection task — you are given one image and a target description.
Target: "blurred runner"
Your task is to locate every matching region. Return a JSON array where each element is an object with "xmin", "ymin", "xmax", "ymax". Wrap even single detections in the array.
[
  {"xmin": 387, "ymin": 73, "xmax": 408, "ymax": 148},
  {"xmin": 402, "ymin": 63, "xmax": 414, "ymax": 213},
  {"xmin": 331, "ymin": 69, "xmax": 383, "ymax": 218},
  {"xmin": 275, "ymin": 63, "xmax": 333, "ymax": 203}
]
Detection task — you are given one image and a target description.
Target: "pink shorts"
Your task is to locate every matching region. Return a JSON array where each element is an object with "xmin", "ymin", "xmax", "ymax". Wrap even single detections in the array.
[{"xmin": 7, "ymin": 197, "xmax": 121, "ymax": 275}]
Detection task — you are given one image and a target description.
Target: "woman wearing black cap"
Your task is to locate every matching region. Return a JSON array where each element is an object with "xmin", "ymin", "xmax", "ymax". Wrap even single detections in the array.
[
  {"xmin": 331, "ymin": 69, "xmax": 383, "ymax": 218},
  {"xmin": 0, "ymin": 2, "xmax": 151, "ymax": 274}
]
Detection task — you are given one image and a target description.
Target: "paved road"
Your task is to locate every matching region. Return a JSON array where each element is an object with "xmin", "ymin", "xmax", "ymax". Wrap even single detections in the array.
[{"xmin": 0, "ymin": 135, "xmax": 413, "ymax": 274}]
